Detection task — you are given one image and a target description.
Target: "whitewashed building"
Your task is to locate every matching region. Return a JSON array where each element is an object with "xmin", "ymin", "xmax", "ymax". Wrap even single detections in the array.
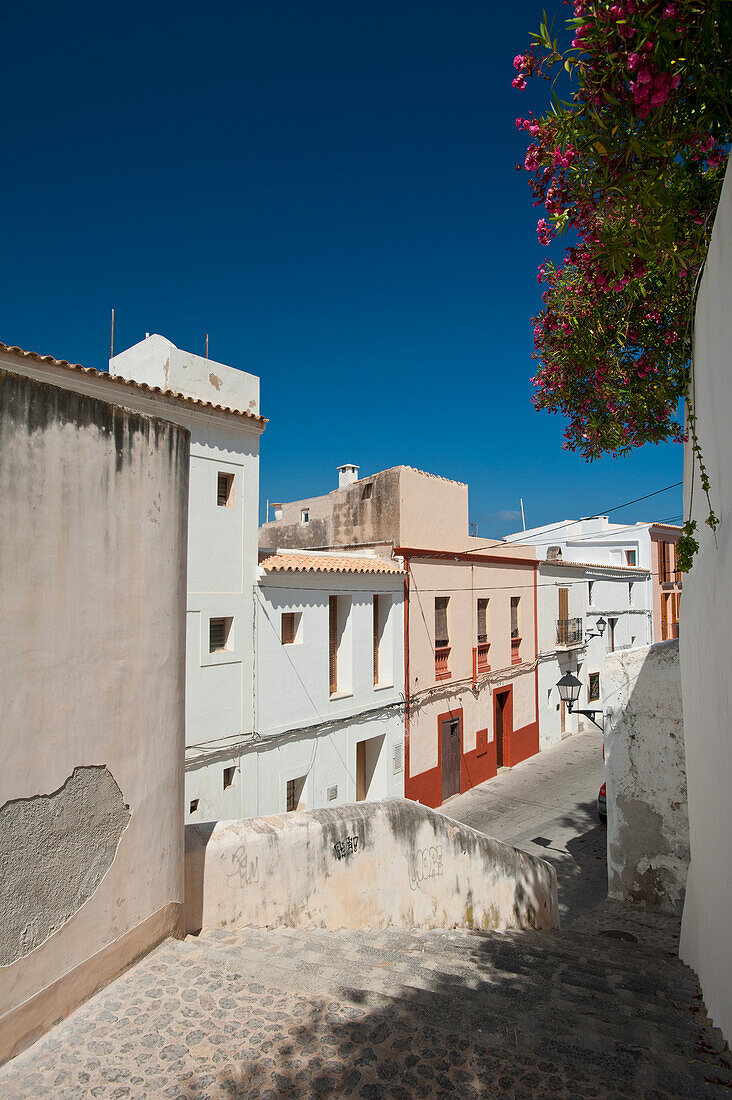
[
  {"xmin": 185, "ymin": 550, "xmax": 406, "ymax": 819},
  {"xmin": 537, "ymin": 557, "xmax": 651, "ymax": 749},
  {"xmin": 108, "ymin": 335, "xmax": 267, "ymax": 822}
]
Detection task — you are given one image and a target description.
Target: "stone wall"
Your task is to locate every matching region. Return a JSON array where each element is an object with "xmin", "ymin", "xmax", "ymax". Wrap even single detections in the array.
[
  {"xmin": 603, "ymin": 642, "xmax": 689, "ymax": 914},
  {"xmin": 185, "ymin": 799, "xmax": 558, "ymax": 935},
  {"xmin": 0, "ymin": 367, "xmax": 189, "ymax": 1063}
]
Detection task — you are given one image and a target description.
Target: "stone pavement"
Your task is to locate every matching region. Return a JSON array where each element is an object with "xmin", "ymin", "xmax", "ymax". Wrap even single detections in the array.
[
  {"xmin": 443, "ymin": 728, "xmax": 607, "ymax": 924},
  {"xmin": 1, "ymin": 899, "xmax": 730, "ymax": 1099}
]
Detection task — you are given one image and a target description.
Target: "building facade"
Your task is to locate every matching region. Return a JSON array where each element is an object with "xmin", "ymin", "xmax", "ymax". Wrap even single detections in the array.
[
  {"xmin": 261, "ymin": 464, "xmax": 541, "ymax": 808},
  {"xmin": 108, "ymin": 335, "xmax": 267, "ymax": 822},
  {"xmin": 537, "ymin": 558, "xmax": 651, "ymax": 749}
]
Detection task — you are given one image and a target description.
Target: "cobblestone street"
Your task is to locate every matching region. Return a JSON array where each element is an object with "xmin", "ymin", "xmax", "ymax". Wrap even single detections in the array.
[{"xmin": 443, "ymin": 727, "xmax": 607, "ymax": 924}]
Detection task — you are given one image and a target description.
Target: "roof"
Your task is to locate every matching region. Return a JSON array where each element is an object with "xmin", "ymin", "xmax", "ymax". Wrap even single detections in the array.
[
  {"xmin": 260, "ymin": 552, "xmax": 404, "ymax": 576},
  {"xmin": 0, "ymin": 341, "xmax": 267, "ymax": 427},
  {"xmin": 539, "ymin": 558, "xmax": 650, "ymax": 575},
  {"xmin": 649, "ymin": 523, "xmax": 683, "ymax": 532}
]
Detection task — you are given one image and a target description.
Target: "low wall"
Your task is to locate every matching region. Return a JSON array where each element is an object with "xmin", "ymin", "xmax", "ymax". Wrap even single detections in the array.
[
  {"xmin": 185, "ymin": 799, "xmax": 558, "ymax": 935},
  {"xmin": 603, "ymin": 642, "xmax": 689, "ymax": 914}
]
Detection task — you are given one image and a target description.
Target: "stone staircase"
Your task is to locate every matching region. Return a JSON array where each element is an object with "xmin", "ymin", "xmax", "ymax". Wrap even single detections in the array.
[{"xmin": 0, "ymin": 900, "xmax": 730, "ymax": 1098}]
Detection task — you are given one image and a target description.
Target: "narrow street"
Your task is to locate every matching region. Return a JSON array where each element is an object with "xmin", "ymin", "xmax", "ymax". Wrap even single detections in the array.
[{"xmin": 442, "ymin": 728, "xmax": 607, "ymax": 925}]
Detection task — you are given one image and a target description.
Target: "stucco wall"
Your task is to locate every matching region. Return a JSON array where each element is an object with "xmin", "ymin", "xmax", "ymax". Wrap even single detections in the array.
[
  {"xmin": 603, "ymin": 642, "xmax": 688, "ymax": 915},
  {"xmin": 185, "ymin": 800, "xmax": 558, "ymax": 935},
  {"xmin": 680, "ymin": 154, "xmax": 732, "ymax": 1039},
  {"xmin": 0, "ymin": 369, "xmax": 188, "ymax": 1063}
]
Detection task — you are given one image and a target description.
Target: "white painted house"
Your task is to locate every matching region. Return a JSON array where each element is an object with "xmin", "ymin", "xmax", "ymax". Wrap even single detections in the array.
[
  {"xmin": 537, "ymin": 557, "xmax": 651, "ymax": 749},
  {"xmin": 108, "ymin": 335, "xmax": 266, "ymax": 822},
  {"xmin": 185, "ymin": 549, "xmax": 406, "ymax": 819}
]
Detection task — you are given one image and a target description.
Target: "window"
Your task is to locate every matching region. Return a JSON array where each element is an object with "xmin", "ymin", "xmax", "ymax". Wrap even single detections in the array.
[
  {"xmin": 327, "ymin": 785, "xmax": 338, "ymax": 802},
  {"xmin": 301, "ymin": 509, "xmax": 310, "ymax": 525},
  {"xmin": 435, "ymin": 596, "xmax": 449, "ymax": 647},
  {"xmin": 373, "ymin": 595, "xmax": 380, "ymax": 684},
  {"xmin": 589, "ymin": 673, "xmax": 600, "ymax": 701},
  {"xmin": 608, "ymin": 617, "xmax": 617, "ymax": 652},
  {"xmin": 286, "ymin": 775, "xmax": 306, "ymax": 812},
  {"xmin": 362, "ymin": 483, "xmax": 373, "ymax": 500},
  {"xmin": 223, "ymin": 766, "xmax": 236, "ymax": 790},
  {"xmin": 393, "ymin": 741, "xmax": 403, "ymax": 774},
  {"xmin": 477, "ymin": 598, "xmax": 489, "ymax": 644},
  {"xmin": 510, "ymin": 597, "xmax": 520, "ymax": 638},
  {"xmin": 628, "ymin": 582, "xmax": 634, "ymax": 606},
  {"xmin": 189, "ymin": 798, "xmax": 199, "ymax": 814},
  {"xmin": 329, "ymin": 595, "xmax": 338, "ymax": 694},
  {"xmin": 588, "ymin": 581, "xmax": 595, "ymax": 606},
  {"xmin": 281, "ymin": 611, "xmax": 301, "ymax": 645},
  {"xmin": 209, "ymin": 616, "xmax": 232, "ymax": 653},
  {"xmin": 434, "ymin": 597, "xmax": 450, "ymax": 679},
  {"xmin": 659, "ymin": 540, "xmax": 671, "ymax": 582},
  {"xmin": 625, "ymin": 549, "xmax": 636, "ymax": 566},
  {"xmin": 217, "ymin": 471, "xmax": 234, "ymax": 507}
]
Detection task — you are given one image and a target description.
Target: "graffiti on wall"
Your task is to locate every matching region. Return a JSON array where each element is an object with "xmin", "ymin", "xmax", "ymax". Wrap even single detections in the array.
[
  {"xmin": 409, "ymin": 845, "xmax": 444, "ymax": 891},
  {"xmin": 333, "ymin": 836, "xmax": 359, "ymax": 860}
]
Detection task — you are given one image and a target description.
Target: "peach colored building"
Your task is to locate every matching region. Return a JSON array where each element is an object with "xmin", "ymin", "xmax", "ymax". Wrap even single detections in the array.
[
  {"xmin": 260, "ymin": 465, "xmax": 539, "ymax": 807},
  {"xmin": 650, "ymin": 524, "xmax": 682, "ymax": 642}
]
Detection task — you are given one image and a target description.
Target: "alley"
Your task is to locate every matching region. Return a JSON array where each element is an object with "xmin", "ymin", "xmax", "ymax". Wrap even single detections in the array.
[{"xmin": 442, "ymin": 728, "xmax": 607, "ymax": 924}]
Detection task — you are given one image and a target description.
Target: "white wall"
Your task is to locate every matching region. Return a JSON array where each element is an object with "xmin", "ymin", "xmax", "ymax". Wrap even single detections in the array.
[
  {"xmin": 679, "ymin": 155, "xmax": 732, "ymax": 1040},
  {"xmin": 185, "ymin": 571, "xmax": 405, "ymax": 821},
  {"xmin": 604, "ymin": 643, "xmax": 688, "ymax": 914}
]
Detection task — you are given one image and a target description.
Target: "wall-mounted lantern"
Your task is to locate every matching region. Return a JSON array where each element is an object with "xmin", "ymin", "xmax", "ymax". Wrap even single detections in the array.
[
  {"xmin": 556, "ymin": 671, "xmax": 604, "ymax": 730},
  {"xmin": 585, "ymin": 616, "xmax": 607, "ymax": 640}
]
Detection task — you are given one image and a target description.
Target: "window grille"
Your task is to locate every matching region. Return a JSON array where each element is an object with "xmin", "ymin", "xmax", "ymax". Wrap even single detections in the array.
[
  {"xmin": 209, "ymin": 617, "xmax": 230, "ymax": 652},
  {"xmin": 217, "ymin": 472, "xmax": 234, "ymax": 506},
  {"xmin": 477, "ymin": 598, "xmax": 488, "ymax": 644},
  {"xmin": 393, "ymin": 742, "xmax": 403, "ymax": 774},
  {"xmin": 327, "ymin": 785, "xmax": 338, "ymax": 802}
]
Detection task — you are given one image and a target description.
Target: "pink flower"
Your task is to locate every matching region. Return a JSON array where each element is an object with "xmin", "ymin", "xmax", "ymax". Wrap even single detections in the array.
[
  {"xmin": 627, "ymin": 52, "xmax": 640, "ymax": 71},
  {"xmin": 512, "ymin": 75, "xmax": 527, "ymax": 90},
  {"xmin": 513, "ymin": 54, "xmax": 525, "ymax": 70}
]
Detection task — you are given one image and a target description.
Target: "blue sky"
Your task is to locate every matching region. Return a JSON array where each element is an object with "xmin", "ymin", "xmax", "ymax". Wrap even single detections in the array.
[{"xmin": 2, "ymin": 1, "xmax": 683, "ymax": 537}]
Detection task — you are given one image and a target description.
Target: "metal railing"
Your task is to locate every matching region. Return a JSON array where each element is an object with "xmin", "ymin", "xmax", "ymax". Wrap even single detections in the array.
[{"xmin": 556, "ymin": 618, "xmax": 583, "ymax": 647}]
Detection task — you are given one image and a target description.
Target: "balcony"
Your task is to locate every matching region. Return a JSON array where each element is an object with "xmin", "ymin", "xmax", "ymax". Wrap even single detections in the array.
[
  {"xmin": 435, "ymin": 645, "xmax": 451, "ymax": 680},
  {"xmin": 510, "ymin": 633, "xmax": 521, "ymax": 665},
  {"xmin": 556, "ymin": 617, "xmax": 583, "ymax": 648},
  {"xmin": 476, "ymin": 641, "xmax": 490, "ymax": 673}
]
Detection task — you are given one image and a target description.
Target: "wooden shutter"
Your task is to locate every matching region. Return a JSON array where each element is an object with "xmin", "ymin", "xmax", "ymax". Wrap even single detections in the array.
[
  {"xmin": 558, "ymin": 588, "xmax": 569, "ymax": 621},
  {"xmin": 329, "ymin": 595, "xmax": 338, "ymax": 694},
  {"xmin": 477, "ymin": 598, "xmax": 488, "ymax": 643},
  {"xmin": 660, "ymin": 541, "xmax": 669, "ymax": 582},
  {"xmin": 661, "ymin": 593, "xmax": 668, "ymax": 639},
  {"xmin": 510, "ymin": 597, "xmax": 520, "ymax": 637},
  {"xmin": 281, "ymin": 612, "xmax": 295, "ymax": 645},
  {"xmin": 435, "ymin": 597, "xmax": 449, "ymax": 647},
  {"xmin": 373, "ymin": 595, "xmax": 379, "ymax": 685}
]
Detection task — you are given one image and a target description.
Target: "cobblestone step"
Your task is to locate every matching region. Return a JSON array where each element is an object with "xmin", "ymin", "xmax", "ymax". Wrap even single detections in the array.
[{"xmin": 185, "ymin": 928, "xmax": 727, "ymax": 1079}]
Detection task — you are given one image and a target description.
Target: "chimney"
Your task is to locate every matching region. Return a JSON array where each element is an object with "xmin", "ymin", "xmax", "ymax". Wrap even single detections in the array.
[
  {"xmin": 546, "ymin": 546, "xmax": 563, "ymax": 560},
  {"xmin": 271, "ymin": 503, "xmax": 284, "ymax": 521},
  {"xmin": 337, "ymin": 464, "xmax": 359, "ymax": 489}
]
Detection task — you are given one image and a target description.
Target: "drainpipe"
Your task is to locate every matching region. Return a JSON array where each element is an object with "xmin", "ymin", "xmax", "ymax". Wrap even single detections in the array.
[
  {"xmin": 403, "ymin": 556, "xmax": 411, "ymax": 799},
  {"xmin": 533, "ymin": 562, "xmax": 539, "ymax": 736}
]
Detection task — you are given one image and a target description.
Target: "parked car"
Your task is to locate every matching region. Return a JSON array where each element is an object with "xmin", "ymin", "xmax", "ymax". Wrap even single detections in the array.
[{"xmin": 598, "ymin": 781, "xmax": 607, "ymax": 823}]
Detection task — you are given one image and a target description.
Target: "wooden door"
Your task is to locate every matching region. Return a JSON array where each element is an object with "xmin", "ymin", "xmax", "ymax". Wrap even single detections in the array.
[
  {"xmin": 356, "ymin": 741, "xmax": 366, "ymax": 801},
  {"xmin": 495, "ymin": 690, "xmax": 512, "ymax": 768},
  {"xmin": 441, "ymin": 717, "xmax": 461, "ymax": 800}
]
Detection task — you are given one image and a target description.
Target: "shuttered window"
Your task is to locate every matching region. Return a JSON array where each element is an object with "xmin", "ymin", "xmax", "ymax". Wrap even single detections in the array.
[
  {"xmin": 217, "ymin": 472, "xmax": 234, "ymax": 506},
  {"xmin": 281, "ymin": 612, "xmax": 296, "ymax": 645},
  {"xmin": 510, "ymin": 597, "xmax": 520, "ymax": 638},
  {"xmin": 329, "ymin": 595, "xmax": 338, "ymax": 694},
  {"xmin": 373, "ymin": 595, "xmax": 380, "ymax": 684},
  {"xmin": 435, "ymin": 597, "xmax": 449, "ymax": 648},
  {"xmin": 477, "ymin": 598, "xmax": 488, "ymax": 644},
  {"xmin": 209, "ymin": 617, "xmax": 231, "ymax": 652},
  {"xmin": 558, "ymin": 588, "xmax": 569, "ymax": 621},
  {"xmin": 659, "ymin": 540, "xmax": 670, "ymax": 582}
]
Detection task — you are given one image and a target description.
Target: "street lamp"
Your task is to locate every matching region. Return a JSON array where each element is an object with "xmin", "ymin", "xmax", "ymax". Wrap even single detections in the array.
[
  {"xmin": 556, "ymin": 670, "xmax": 604, "ymax": 729},
  {"xmin": 585, "ymin": 616, "xmax": 607, "ymax": 640}
]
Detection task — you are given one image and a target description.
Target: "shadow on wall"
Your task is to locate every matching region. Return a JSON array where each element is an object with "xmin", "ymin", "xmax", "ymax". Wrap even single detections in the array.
[{"xmin": 603, "ymin": 641, "xmax": 689, "ymax": 915}]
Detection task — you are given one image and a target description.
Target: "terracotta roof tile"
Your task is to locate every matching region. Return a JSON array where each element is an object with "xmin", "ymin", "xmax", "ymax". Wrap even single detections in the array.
[
  {"xmin": 260, "ymin": 553, "xmax": 404, "ymax": 575},
  {"xmin": 0, "ymin": 341, "xmax": 267, "ymax": 427},
  {"xmin": 540, "ymin": 558, "xmax": 650, "ymax": 574}
]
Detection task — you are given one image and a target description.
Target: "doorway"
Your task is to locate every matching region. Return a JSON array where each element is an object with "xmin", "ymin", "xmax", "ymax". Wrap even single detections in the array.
[
  {"xmin": 440, "ymin": 715, "xmax": 462, "ymax": 800},
  {"xmin": 356, "ymin": 735, "xmax": 384, "ymax": 801},
  {"xmin": 494, "ymin": 689, "xmax": 512, "ymax": 769}
]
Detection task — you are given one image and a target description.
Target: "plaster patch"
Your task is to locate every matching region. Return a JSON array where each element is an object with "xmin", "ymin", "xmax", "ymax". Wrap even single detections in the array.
[{"xmin": 0, "ymin": 766, "xmax": 130, "ymax": 966}]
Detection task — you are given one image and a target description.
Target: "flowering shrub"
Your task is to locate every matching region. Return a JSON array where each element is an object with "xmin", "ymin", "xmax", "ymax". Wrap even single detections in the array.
[{"xmin": 514, "ymin": 1, "xmax": 732, "ymax": 462}]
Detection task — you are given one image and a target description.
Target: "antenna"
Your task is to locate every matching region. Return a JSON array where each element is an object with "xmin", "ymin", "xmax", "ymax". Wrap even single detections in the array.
[
  {"xmin": 110, "ymin": 308, "xmax": 114, "ymax": 359},
  {"xmin": 205, "ymin": 333, "xmax": 209, "ymax": 359},
  {"xmin": 520, "ymin": 498, "xmax": 526, "ymax": 531}
]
